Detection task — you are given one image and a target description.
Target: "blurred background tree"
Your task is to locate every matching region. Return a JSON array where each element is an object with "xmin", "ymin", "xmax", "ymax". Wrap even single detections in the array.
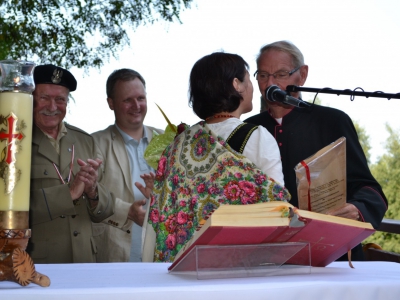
[
  {"xmin": 354, "ymin": 122, "xmax": 400, "ymax": 253},
  {"xmin": 366, "ymin": 124, "xmax": 400, "ymax": 253},
  {"xmin": 0, "ymin": 0, "xmax": 193, "ymax": 71},
  {"xmin": 354, "ymin": 121, "xmax": 372, "ymax": 165}
]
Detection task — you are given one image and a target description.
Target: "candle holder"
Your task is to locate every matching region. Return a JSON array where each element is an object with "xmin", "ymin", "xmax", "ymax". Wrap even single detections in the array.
[{"xmin": 0, "ymin": 60, "xmax": 50, "ymax": 287}]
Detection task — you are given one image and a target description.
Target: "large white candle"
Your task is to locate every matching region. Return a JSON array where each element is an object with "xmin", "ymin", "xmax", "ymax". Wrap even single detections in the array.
[{"xmin": 0, "ymin": 92, "xmax": 33, "ymax": 211}]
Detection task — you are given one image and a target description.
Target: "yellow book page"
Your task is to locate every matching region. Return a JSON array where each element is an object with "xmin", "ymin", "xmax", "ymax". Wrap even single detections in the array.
[
  {"xmin": 211, "ymin": 214, "xmax": 290, "ymax": 227},
  {"xmin": 213, "ymin": 211, "xmax": 286, "ymax": 218},
  {"xmin": 214, "ymin": 201, "xmax": 293, "ymax": 214},
  {"xmin": 296, "ymin": 208, "xmax": 373, "ymax": 229}
]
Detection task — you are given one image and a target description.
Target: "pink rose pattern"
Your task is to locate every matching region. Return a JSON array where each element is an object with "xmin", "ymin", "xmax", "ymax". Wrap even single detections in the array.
[{"xmin": 149, "ymin": 122, "xmax": 290, "ymax": 262}]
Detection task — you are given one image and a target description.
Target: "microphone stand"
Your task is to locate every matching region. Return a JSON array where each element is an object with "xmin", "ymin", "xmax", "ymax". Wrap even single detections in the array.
[{"xmin": 286, "ymin": 85, "xmax": 400, "ymax": 100}]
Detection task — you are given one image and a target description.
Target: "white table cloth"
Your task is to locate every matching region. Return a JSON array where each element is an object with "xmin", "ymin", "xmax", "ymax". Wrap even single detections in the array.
[{"xmin": 1, "ymin": 261, "xmax": 399, "ymax": 300}]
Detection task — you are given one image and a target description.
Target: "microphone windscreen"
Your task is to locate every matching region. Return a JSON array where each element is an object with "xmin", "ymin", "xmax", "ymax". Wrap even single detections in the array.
[{"xmin": 266, "ymin": 85, "xmax": 282, "ymax": 102}]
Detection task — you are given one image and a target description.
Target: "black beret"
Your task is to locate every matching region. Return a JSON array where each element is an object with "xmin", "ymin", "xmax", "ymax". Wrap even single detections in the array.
[{"xmin": 34, "ymin": 64, "xmax": 77, "ymax": 91}]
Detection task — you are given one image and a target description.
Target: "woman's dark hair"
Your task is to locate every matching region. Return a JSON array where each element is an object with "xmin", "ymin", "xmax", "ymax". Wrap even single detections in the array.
[{"xmin": 189, "ymin": 52, "xmax": 249, "ymax": 120}]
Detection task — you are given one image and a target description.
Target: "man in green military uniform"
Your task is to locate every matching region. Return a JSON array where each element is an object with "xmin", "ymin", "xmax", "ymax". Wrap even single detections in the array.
[{"xmin": 28, "ymin": 65, "xmax": 116, "ymax": 263}]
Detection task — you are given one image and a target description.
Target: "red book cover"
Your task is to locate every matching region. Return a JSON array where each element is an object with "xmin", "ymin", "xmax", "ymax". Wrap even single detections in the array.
[
  {"xmin": 168, "ymin": 202, "xmax": 374, "ymax": 271},
  {"xmin": 285, "ymin": 216, "xmax": 374, "ymax": 266}
]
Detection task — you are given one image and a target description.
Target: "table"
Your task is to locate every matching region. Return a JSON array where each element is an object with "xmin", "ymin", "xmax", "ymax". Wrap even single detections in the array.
[{"xmin": 1, "ymin": 261, "xmax": 399, "ymax": 300}]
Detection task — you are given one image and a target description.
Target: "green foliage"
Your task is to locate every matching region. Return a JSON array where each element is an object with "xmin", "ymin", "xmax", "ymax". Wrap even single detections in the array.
[
  {"xmin": 364, "ymin": 124, "xmax": 400, "ymax": 253},
  {"xmin": 144, "ymin": 125, "xmax": 177, "ymax": 169},
  {"xmin": 353, "ymin": 121, "xmax": 372, "ymax": 165},
  {"xmin": 0, "ymin": 0, "xmax": 192, "ymax": 71}
]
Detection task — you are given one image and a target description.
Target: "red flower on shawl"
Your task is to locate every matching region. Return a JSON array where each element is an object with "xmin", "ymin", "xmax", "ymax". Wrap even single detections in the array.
[
  {"xmin": 197, "ymin": 183, "xmax": 206, "ymax": 193},
  {"xmin": 189, "ymin": 196, "xmax": 198, "ymax": 211},
  {"xmin": 177, "ymin": 211, "xmax": 188, "ymax": 225},
  {"xmin": 172, "ymin": 174, "xmax": 179, "ymax": 186},
  {"xmin": 170, "ymin": 191, "xmax": 177, "ymax": 204},
  {"xmin": 239, "ymin": 181, "xmax": 257, "ymax": 204},
  {"xmin": 209, "ymin": 135, "xmax": 215, "ymax": 144},
  {"xmin": 149, "ymin": 209, "xmax": 159, "ymax": 223},
  {"xmin": 255, "ymin": 174, "xmax": 267, "ymax": 185},
  {"xmin": 156, "ymin": 156, "xmax": 167, "ymax": 179},
  {"xmin": 195, "ymin": 142, "xmax": 206, "ymax": 156},
  {"xmin": 166, "ymin": 234, "xmax": 176, "ymax": 250},
  {"xmin": 150, "ymin": 194, "xmax": 156, "ymax": 206},
  {"xmin": 208, "ymin": 186, "xmax": 219, "ymax": 195},
  {"xmin": 187, "ymin": 221, "xmax": 193, "ymax": 230},
  {"xmin": 193, "ymin": 129, "xmax": 203, "ymax": 139},
  {"xmin": 165, "ymin": 214, "xmax": 177, "ymax": 233},
  {"xmin": 181, "ymin": 187, "xmax": 191, "ymax": 195},
  {"xmin": 223, "ymin": 181, "xmax": 241, "ymax": 201},
  {"xmin": 234, "ymin": 172, "xmax": 243, "ymax": 179},
  {"xmin": 176, "ymin": 229, "xmax": 187, "ymax": 244}
]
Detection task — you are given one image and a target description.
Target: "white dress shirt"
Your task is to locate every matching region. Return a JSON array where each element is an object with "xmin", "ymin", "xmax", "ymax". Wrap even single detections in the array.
[{"xmin": 115, "ymin": 124, "xmax": 153, "ymax": 262}]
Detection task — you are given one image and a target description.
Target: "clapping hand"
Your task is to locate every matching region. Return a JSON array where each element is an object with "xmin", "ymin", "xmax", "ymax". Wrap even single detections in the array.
[
  {"xmin": 79, "ymin": 158, "xmax": 102, "ymax": 199},
  {"xmin": 135, "ymin": 172, "xmax": 155, "ymax": 199},
  {"xmin": 69, "ymin": 158, "xmax": 102, "ymax": 202},
  {"xmin": 127, "ymin": 172, "xmax": 155, "ymax": 226}
]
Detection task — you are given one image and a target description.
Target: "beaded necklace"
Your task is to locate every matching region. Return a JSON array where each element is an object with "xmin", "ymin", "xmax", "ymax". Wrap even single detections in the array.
[{"xmin": 205, "ymin": 114, "xmax": 235, "ymax": 121}]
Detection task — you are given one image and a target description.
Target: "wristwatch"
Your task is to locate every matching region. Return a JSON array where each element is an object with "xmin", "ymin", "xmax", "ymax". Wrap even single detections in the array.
[{"xmin": 85, "ymin": 191, "xmax": 99, "ymax": 201}]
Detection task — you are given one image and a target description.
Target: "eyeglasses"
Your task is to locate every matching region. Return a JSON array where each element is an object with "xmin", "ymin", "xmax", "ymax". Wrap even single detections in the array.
[{"xmin": 253, "ymin": 66, "xmax": 301, "ymax": 82}]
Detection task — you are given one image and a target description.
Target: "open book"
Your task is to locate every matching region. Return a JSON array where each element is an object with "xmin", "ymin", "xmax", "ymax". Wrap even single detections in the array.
[
  {"xmin": 295, "ymin": 137, "xmax": 346, "ymax": 213},
  {"xmin": 168, "ymin": 201, "xmax": 374, "ymax": 271}
]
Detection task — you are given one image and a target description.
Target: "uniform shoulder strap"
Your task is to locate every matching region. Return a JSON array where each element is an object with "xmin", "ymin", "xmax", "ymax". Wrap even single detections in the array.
[{"xmin": 226, "ymin": 123, "xmax": 259, "ymax": 154}]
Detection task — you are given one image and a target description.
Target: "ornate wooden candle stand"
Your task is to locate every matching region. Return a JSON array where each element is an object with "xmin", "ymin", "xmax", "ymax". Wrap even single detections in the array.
[{"xmin": 0, "ymin": 211, "xmax": 50, "ymax": 287}]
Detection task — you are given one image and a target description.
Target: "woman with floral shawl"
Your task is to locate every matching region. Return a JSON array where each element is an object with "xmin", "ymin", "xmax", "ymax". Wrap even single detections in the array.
[{"xmin": 143, "ymin": 52, "xmax": 290, "ymax": 262}]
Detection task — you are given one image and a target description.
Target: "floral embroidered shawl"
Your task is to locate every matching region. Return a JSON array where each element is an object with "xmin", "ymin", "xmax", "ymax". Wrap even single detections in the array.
[{"xmin": 148, "ymin": 121, "xmax": 290, "ymax": 262}]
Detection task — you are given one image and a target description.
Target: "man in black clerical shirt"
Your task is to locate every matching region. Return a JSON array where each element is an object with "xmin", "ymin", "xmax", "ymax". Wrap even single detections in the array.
[{"xmin": 245, "ymin": 40, "xmax": 388, "ymax": 261}]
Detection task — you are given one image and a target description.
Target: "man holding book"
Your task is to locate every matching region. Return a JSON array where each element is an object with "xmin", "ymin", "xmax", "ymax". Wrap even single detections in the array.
[{"xmin": 245, "ymin": 41, "xmax": 388, "ymax": 260}]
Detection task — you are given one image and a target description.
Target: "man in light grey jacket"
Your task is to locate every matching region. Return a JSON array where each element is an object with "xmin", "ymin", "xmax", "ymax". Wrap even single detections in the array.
[{"xmin": 92, "ymin": 69, "xmax": 163, "ymax": 262}]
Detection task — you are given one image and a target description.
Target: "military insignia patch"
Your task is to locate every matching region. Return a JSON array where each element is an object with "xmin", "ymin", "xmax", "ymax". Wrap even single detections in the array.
[{"xmin": 51, "ymin": 69, "xmax": 63, "ymax": 84}]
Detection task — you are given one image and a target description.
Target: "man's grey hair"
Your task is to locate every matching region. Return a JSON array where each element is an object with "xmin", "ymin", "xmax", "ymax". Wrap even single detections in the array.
[{"xmin": 256, "ymin": 40, "xmax": 304, "ymax": 68}]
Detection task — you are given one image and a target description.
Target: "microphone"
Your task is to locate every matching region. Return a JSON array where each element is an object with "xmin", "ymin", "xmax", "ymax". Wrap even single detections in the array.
[{"xmin": 265, "ymin": 85, "xmax": 311, "ymax": 108}]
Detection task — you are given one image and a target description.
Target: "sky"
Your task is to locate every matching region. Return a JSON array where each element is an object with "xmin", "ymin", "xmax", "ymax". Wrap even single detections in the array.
[{"xmin": 67, "ymin": 0, "xmax": 400, "ymax": 164}]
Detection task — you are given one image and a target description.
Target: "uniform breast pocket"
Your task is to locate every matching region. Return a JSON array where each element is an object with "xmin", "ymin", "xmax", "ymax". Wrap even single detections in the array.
[{"xmin": 31, "ymin": 164, "xmax": 65, "ymax": 188}]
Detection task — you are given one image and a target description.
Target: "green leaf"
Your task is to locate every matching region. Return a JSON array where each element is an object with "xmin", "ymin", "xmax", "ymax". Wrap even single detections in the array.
[{"xmin": 0, "ymin": 0, "xmax": 193, "ymax": 71}]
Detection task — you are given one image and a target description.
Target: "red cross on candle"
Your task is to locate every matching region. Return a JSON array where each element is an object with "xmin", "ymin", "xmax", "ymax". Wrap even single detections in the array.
[{"xmin": 0, "ymin": 114, "xmax": 24, "ymax": 164}]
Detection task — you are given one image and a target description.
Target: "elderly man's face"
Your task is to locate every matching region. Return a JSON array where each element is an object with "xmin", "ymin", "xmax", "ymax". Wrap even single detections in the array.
[
  {"xmin": 33, "ymin": 84, "xmax": 68, "ymax": 135},
  {"xmin": 256, "ymin": 49, "xmax": 308, "ymax": 107},
  {"xmin": 107, "ymin": 78, "xmax": 147, "ymax": 133}
]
